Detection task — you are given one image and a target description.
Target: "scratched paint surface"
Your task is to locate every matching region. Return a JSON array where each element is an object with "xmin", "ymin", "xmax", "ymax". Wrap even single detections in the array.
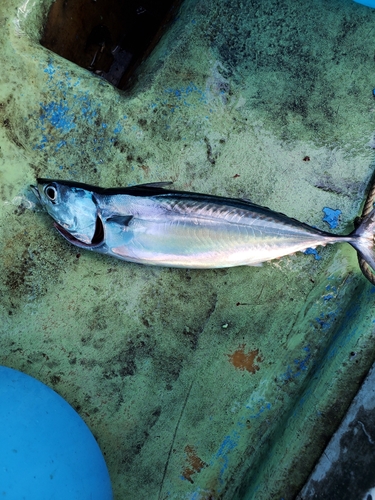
[{"xmin": 1, "ymin": 0, "xmax": 375, "ymax": 499}]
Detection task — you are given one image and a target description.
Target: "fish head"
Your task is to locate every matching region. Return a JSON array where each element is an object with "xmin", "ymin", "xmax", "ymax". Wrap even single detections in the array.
[{"xmin": 31, "ymin": 179, "xmax": 104, "ymax": 247}]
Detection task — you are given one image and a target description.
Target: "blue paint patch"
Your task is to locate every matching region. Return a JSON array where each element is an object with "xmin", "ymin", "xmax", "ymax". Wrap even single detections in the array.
[
  {"xmin": 215, "ymin": 434, "xmax": 238, "ymax": 459},
  {"xmin": 323, "ymin": 294, "xmax": 334, "ymax": 301},
  {"xmin": 322, "ymin": 207, "xmax": 341, "ymax": 229},
  {"xmin": 55, "ymin": 140, "xmax": 67, "ymax": 151},
  {"xmin": 281, "ymin": 346, "xmax": 311, "ymax": 381},
  {"xmin": 78, "ymin": 95, "xmax": 98, "ymax": 125},
  {"xmin": 40, "ymin": 101, "xmax": 76, "ymax": 133},
  {"xmin": 164, "ymin": 83, "xmax": 206, "ymax": 103},
  {"xmin": 245, "ymin": 401, "xmax": 272, "ymax": 418},
  {"xmin": 213, "ymin": 433, "xmax": 239, "ymax": 486},
  {"xmin": 188, "ymin": 488, "xmax": 213, "ymax": 499},
  {"xmin": 314, "ymin": 311, "xmax": 337, "ymax": 331},
  {"xmin": 33, "ymin": 135, "xmax": 49, "ymax": 150},
  {"xmin": 113, "ymin": 123, "xmax": 122, "ymax": 134},
  {"xmin": 44, "ymin": 62, "xmax": 56, "ymax": 79},
  {"xmin": 304, "ymin": 248, "xmax": 321, "ymax": 260}
]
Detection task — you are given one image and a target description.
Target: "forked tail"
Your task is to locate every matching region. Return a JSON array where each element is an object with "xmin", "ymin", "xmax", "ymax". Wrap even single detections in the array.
[{"xmin": 350, "ymin": 208, "xmax": 375, "ymax": 283}]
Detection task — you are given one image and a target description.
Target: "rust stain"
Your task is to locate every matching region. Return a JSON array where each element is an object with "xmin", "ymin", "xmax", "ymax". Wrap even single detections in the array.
[
  {"xmin": 182, "ymin": 445, "xmax": 207, "ymax": 484},
  {"xmin": 227, "ymin": 344, "xmax": 263, "ymax": 374},
  {"xmin": 139, "ymin": 164, "xmax": 150, "ymax": 175}
]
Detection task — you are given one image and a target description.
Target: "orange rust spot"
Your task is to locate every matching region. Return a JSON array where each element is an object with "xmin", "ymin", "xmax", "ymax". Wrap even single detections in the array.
[
  {"xmin": 182, "ymin": 445, "xmax": 207, "ymax": 484},
  {"xmin": 227, "ymin": 344, "xmax": 263, "ymax": 374}
]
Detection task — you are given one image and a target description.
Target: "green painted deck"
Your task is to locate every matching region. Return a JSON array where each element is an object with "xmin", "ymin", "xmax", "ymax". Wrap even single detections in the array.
[{"xmin": 1, "ymin": 0, "xmax": 375, "ymax": 498}]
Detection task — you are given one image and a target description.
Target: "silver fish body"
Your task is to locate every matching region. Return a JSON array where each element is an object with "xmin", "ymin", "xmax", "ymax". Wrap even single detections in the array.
[
  {"xmin": 98, "ymin": 195, "xmax": 349, "ymax": 268},
  {"xmin": 31, "ymin": 179, "xmax": 375, "ymax": 277}
]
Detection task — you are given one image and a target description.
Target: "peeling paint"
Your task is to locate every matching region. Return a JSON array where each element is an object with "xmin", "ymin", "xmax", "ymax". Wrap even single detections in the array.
[
  {"xmin": 322, "ymin": 207, "xmax": 341, "ymax": 229},
  {"xmin": 281, "ymin": 346, "xmax": 311, "ymax": 382},
  {"xmin": 245, "ymin": 400, "xmax": 272, "ymax": 418},
  {"xmin": 213, "ymin": 432, "xmax": 239, "ymax": 486},
  {"xmin": 304, "ymin": 248, "xmax": 322, "ymax": 260},
  {"xmin": 40, "ymin": 100, "xmax": 76, "ymax": 133},
  {"xmin": 164, "ymin": 83, "xmax": 206, "ymax": 104}
]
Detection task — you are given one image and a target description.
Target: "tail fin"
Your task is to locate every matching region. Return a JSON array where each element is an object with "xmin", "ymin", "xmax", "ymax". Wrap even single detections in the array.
[{"xmin": 350, "ymin": 208, "xmax": 375, "ymax": 275}]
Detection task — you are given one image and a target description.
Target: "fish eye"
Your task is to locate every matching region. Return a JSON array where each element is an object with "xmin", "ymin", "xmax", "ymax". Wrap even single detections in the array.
[{"xmin": 44, "ymin": 184, "xmax": 57, "ymax": 203}]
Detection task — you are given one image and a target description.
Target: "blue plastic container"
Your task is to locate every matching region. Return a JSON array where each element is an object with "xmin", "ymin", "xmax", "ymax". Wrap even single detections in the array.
[
  {"xmin": 0, "ymin": 366, "xmax": 113, "ymax": 499},
  {"xmin": 353, "ymin": 0, "xmax": 375, "ymax": 7}
]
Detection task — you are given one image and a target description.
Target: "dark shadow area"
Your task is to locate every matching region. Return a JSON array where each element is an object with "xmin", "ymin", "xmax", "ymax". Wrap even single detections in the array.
[{"xmin": 40, "ymin": 0, "xmax": 183, "ymax": 89}]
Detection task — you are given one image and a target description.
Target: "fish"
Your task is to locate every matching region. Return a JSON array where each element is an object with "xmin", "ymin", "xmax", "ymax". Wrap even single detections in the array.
[{"xmin": 31, "ymin": 178, "xmax": 375, "ymax": 281}]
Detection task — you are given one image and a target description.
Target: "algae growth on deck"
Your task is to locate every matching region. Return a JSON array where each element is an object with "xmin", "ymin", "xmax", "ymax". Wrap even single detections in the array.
[{"xmin": 0, "ymin": 0, "xmax": 375, "ymax": 498}]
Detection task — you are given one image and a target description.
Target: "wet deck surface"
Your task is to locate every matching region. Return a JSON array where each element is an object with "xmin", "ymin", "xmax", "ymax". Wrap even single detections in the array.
[{"xmin": 1, "ymin": 0, "xmax": 375, "ymax": 498}]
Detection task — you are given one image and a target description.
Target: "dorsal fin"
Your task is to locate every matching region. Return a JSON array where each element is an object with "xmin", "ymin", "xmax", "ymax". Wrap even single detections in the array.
[{"xmin": 135, "ymin": 182, "xmax": 173, "ymax": 188}]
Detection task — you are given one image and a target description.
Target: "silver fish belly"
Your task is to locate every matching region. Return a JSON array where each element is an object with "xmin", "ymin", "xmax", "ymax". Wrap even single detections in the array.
[{"xmin": 31, "ymin": 179, "xmax": 375, "ymax": 277}]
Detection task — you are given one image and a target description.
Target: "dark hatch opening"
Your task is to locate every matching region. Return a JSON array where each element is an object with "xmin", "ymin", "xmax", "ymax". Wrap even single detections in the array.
[{"xmin": 40, "ymin": 0, "xmax": 183, "ymax": 90}]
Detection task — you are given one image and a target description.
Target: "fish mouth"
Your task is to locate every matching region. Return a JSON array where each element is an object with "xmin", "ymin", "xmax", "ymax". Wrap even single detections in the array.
[
  {"xmin": 30, "ymin": 185, "xmax": 41, "ymax": 202},
  {"xmin": 54, "ymin": 214, "xmax": 105, "ymax": 248}
]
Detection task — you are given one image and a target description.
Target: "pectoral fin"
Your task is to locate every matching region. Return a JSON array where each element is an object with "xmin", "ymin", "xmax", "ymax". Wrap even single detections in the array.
[{"xmin": 106, "ymin": 215, "xmax": 134, "ymax": 227}]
